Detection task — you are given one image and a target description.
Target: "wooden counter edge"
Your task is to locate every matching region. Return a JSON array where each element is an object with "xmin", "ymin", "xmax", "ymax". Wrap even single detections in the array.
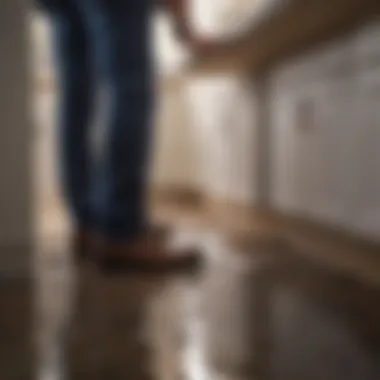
[{"xmin": 185, "ymin": 0, "xmax": 380, "ymax": 75}]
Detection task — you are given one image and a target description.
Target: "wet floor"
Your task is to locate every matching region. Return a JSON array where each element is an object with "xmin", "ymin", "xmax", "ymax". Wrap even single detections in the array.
[{"xmin": 1, "ymin": 231, "xmax": 380, "ymax": 380}]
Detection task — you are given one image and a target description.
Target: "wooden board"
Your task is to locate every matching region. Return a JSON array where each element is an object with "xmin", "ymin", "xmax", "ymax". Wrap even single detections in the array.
[{"xmin": 186, "ymin": 0, "xmax": 380, "ymax": 74}]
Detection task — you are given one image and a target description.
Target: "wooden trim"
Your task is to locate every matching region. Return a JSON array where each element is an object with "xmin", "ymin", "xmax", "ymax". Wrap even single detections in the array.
[
  {"xmin": 187, "ymin": 0, "xmax": 380, "ymax": 74},
  {"xmin": 252, "ymin": 206, "xmax": 380, "ymax": 286},
  {"xmin": 151, "ymin": 186, "xmax": 380, "ymax": 246},
  {"xmin": 255, "ymin": 205, "xmax": 380, "ymax": 250},
  {"xmin": 151, "ymin": 188, "xmax": 380, "ymax": 285}
]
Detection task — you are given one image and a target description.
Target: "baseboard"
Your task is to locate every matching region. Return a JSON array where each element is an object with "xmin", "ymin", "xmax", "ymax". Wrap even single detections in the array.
[
  {"xmin": 152, "ymin": 187, "xmax": 380, "ymax": 249},
  {"xmin": 255, "ymin": 205, "xmax": 380, "ymax": 250},
  {"xmin": 255, "ymin": 206, "xmax": 380, "ymax": 286},
  {"xmin": 151, "ymin": 187, "xmax": 380, "ymax": 284}
]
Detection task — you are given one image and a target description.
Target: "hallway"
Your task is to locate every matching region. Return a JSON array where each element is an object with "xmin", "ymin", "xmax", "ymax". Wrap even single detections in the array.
[
  {"xmin": 28, "ymin": 7, "xmax": 380, "ymax": 379},
  {"xmin": 0, "ymin": 3, "xmax": 379, "ymax": 380}
]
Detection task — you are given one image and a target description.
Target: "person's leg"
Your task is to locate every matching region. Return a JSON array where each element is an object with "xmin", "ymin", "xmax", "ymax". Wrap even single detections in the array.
[
  {"xmin": 78, "ymin": 0, "xmax": 153, "ymax": 240},
  {"xmin": 48, "ymin": 0, "xmax": 94, "ymax": 229},
  {"xmin": 75, "ymin": 0, "xmax": 199, "ymax": 271}
]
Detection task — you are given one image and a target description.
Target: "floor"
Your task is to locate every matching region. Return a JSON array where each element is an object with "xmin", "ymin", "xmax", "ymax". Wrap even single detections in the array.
[
  {"xmin": 0, "ymin": 181, "xmax": 364, "ymax": 380},
  {"xmin": 1, "ymin": 200, "xmax": 365, "ymax": 380}
]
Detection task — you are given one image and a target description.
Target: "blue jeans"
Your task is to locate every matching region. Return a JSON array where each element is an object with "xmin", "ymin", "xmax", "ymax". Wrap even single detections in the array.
[{"xmin": 45, "ymin": 0, "xmax": 153, "ymax": 239}]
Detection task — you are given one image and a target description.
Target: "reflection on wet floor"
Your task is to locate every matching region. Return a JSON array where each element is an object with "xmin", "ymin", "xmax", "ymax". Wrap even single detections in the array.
[
  {"xmin": 0, "ymin": 275, "xmax": 33, "ymax": 380},
  {"xmin": 26, "ymin": 231, "xmax": 380, "ymax": 379}
]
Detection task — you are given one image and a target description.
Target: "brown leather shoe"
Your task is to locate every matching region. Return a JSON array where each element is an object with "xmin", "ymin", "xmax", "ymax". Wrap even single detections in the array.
[
  {"xmin": 72, "ymin": 225, "xmax": 168, "ymax": 262},
  {"xmin": 93, "ymin": 228, "xmax": 201, "ymax": 274}
]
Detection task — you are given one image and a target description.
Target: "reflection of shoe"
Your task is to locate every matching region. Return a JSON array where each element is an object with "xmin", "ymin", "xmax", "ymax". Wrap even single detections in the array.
[{"xmin": 94, "ymin": 228, "xmax": 201, "ymax": 274}]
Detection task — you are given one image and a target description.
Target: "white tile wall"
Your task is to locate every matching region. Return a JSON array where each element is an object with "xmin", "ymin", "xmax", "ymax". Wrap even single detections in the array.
[
  {"xmin": 348, "ymin": 69, "xmax": 380, "ymax": 237},
  {"xmin": 186, "ymin": 76, "xmax": 259, "ymax": 204},
  {"xmin": 269, "ymin": 21, "xmax": 380, "ymax": 240},
  {"xmin": 152, "ymin": 78, "xmax": 201, "ymax": 190}
]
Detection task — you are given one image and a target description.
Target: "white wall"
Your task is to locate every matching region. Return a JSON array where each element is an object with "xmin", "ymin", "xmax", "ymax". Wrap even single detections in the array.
[
  {"xmin": 269, "ymin": 20, "xmax": 380, "ymax": 240},
  {"xmin": 152, "ymin": 77, "xmax": 201, "ymax": 190},
  {"xmin": 186, "ymin": 76, "xmax": 258, "ymax": 203},
  {"xmin": 178, "ymin": 0, "xmax": 273, "ymax": 203}
]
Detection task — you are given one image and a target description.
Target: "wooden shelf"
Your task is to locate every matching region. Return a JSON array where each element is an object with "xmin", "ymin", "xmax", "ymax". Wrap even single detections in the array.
[{"xmin": 187, "ymin": 0, "xmax": 380, "ymax": 75}]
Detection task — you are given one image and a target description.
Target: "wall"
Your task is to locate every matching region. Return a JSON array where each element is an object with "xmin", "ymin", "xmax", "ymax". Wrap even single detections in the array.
[
  {"xmin": 150, "ymin": 13, "xmax": 200, "ymax": 190},
  {"xmin": 153, "ymin": 0, "xmax": 288, "ymax": 203},
  {"xmin": 152, "ymin": 76, "xmax": 200, "ymax": 190},
  {"xmin": 268, "ymin": 20, "xmax": 380, "ymax": 240},
  {"xmin": 180, "ymin": 0, "xmax": 276, "ymax": 204},
  {"xmin": 185, "ymin": 76, "xmax": 258, "ymax": 203},
  {"xmin": 0, "ymin": 1, "xmax": 32, "ymax": 274}
]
